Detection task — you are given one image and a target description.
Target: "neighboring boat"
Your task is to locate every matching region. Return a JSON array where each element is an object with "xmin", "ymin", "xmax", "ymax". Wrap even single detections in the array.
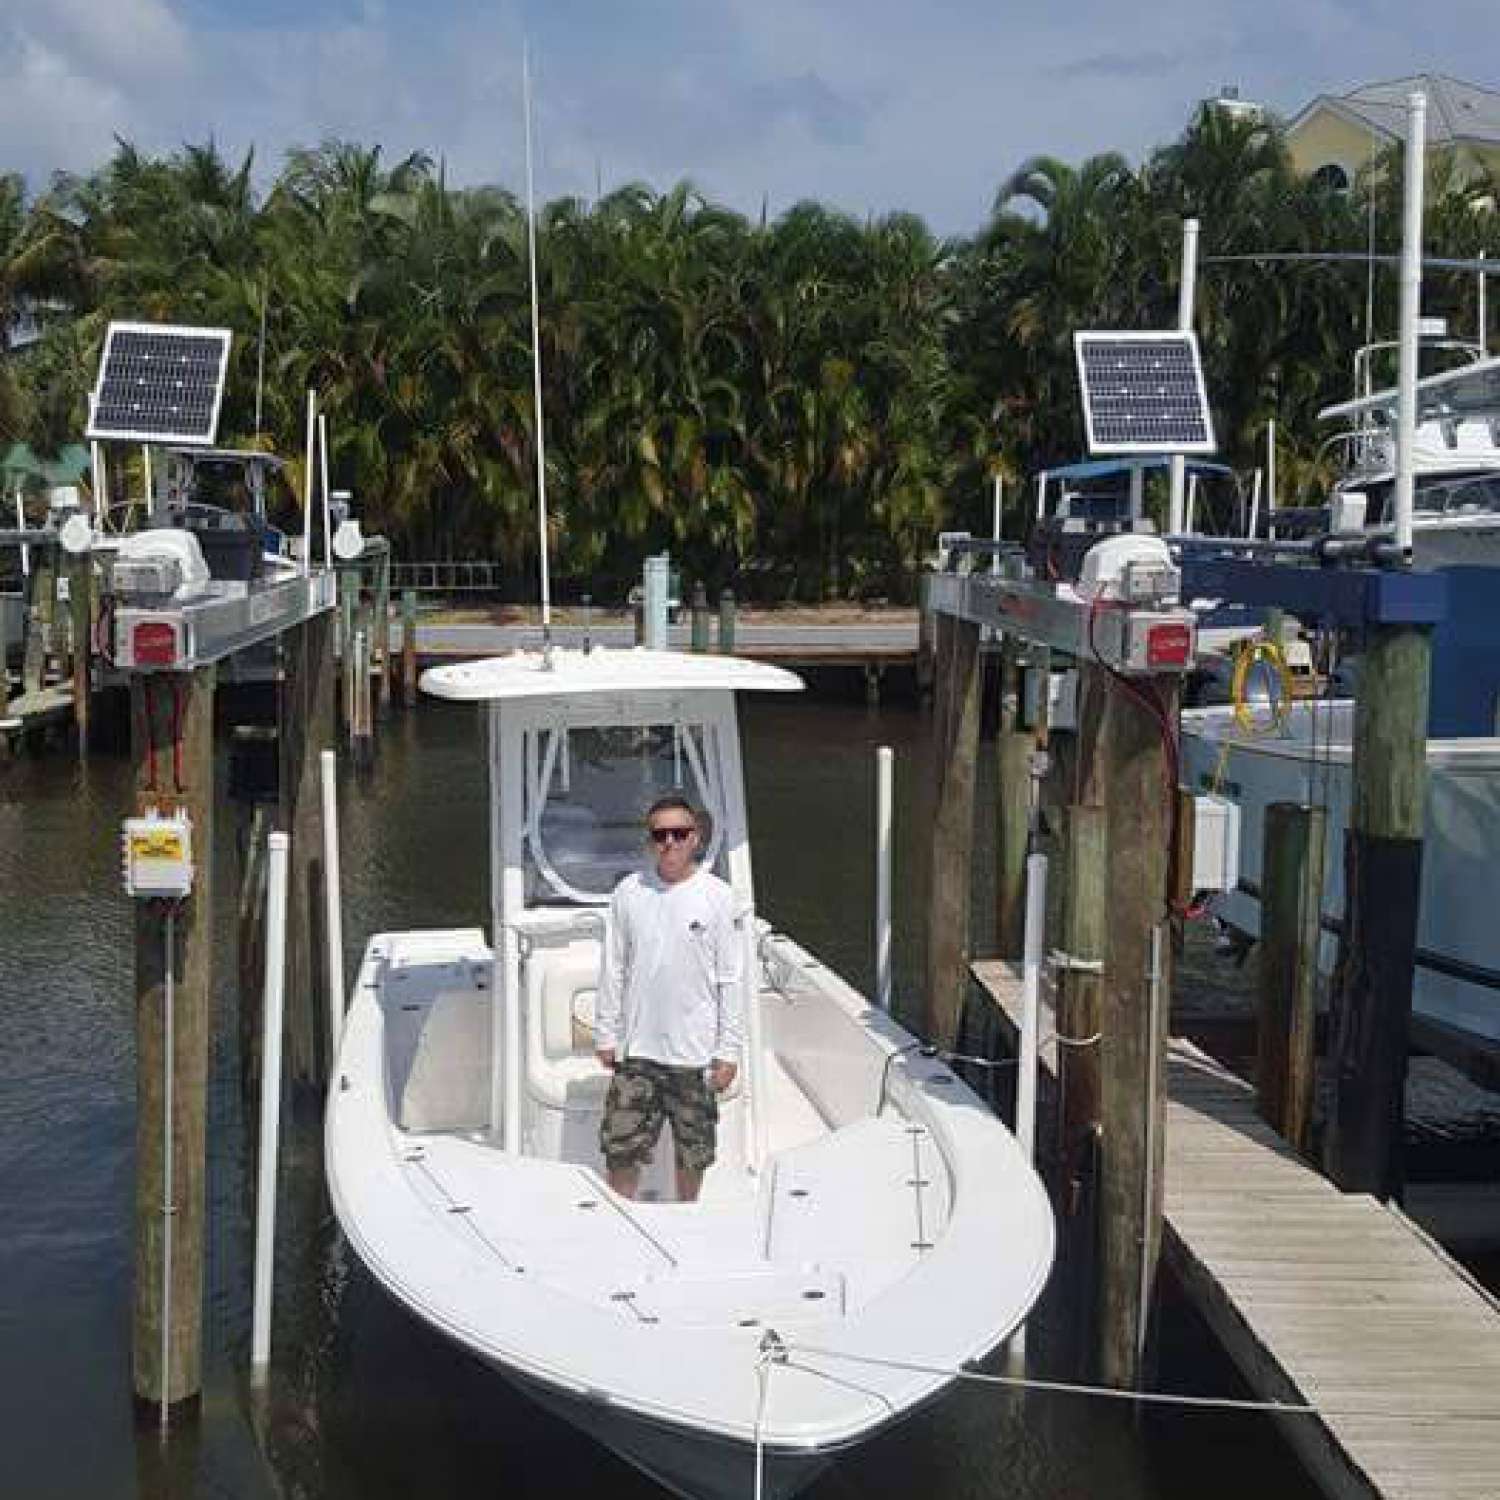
[
  {"xmin": 325, "ymin": 647, "xmax": 1056, "ymax": 1500},
  {"xmin": 1179, "ymin": 699, "xmax": 1500, "ymax": 1045},
  {"xmin": 1178, "ymin": 351, "xmax": 1500, "ymax": 1048},
  {"xmin": 1316, "ymin": 345, "xmax": 1500, "ymax": 570}
]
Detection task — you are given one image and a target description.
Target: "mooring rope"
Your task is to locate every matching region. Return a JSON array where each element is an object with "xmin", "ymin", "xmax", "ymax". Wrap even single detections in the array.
[{"xmin": 774, "ymin": 1340, "xmax": 1500, "ymax": 1423}]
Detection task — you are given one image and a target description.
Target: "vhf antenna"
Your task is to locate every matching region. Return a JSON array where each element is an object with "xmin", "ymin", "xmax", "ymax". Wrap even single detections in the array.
[{"xmin": 523, "ymin": 43, "xmax": 554, "ymax": 664}]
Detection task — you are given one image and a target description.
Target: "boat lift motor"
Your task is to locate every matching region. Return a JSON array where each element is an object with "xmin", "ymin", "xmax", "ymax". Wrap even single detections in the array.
[{"xmin": 109, "ymin": 528, "xmax": 213, "ymax": 607}]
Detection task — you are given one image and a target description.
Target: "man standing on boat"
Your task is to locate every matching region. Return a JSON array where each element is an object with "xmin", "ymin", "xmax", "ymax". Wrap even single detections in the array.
[{"xmin": 595, "ymin": 794, "xmax": 743, "ymax": 1202}]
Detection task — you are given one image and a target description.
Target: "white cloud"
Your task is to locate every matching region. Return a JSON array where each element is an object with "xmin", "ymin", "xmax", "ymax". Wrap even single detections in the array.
[{"xmin": 1, "ymin": 0, "xmax": 1498, "ymax": 231}]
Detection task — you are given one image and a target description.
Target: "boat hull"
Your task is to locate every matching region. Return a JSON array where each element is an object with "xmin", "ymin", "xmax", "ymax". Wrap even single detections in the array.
[
  {"xmin": 510, "ymin": 1367, "xmax": 836, "ymax": 1500},
  {"xmin": 1181, "ymin": 705, "xmax": 1500, "ymax": 1044}
]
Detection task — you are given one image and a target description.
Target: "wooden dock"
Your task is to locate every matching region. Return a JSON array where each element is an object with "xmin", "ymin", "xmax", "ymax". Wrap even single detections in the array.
[{"xmin": 973, "ymin": 959, "xmax": 1500, "ymax": 1500}]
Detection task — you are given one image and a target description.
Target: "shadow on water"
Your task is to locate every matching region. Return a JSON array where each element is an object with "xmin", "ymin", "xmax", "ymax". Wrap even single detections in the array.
[{"xmin": 1, "ymin": 691, "xmax": 1324, "ymax": 1499}]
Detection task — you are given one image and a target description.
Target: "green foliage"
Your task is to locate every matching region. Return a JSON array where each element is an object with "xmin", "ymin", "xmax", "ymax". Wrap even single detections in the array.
[{"xmin": 1, "ymin": 123, "xmax": 1495, "ymax": 597}]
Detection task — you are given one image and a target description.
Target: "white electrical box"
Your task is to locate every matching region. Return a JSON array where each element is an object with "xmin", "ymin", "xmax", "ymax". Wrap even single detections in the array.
[
  {"xmin": 122, "ymin": 811, "xmax": 195, "ymax": 898},
  {"xmin": 1189, "ymin": 794, "xmax": 1241, "ymax": 895},
  {"xmin": 1048, "ymin": 669, "xmax": 1079, "ymax": 731}
]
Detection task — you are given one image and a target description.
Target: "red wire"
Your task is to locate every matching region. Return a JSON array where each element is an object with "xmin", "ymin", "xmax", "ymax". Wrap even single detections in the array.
[
  {"xmin": 170, "ymin": 678, "xmax": 184, "ymax": 793},
  {"xmin": 143, "ymin": 679, "xmax": 158, "ymax": 792}
]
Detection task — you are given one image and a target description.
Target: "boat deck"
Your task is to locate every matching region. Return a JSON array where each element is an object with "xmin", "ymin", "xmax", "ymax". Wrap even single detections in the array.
[{"xmin": 973, "ymin": 959, "xmax": 1500, "ymax": 1500}]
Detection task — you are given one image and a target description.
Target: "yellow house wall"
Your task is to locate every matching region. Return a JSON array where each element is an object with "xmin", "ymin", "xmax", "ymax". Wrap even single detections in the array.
[
  {"xmin": 1290, "ymin": 107, "xmax": 1500, "ymax": 188},
  {"xmin": 1288, "ymin": 110, "xmax": 1387, "ymax": 180}
]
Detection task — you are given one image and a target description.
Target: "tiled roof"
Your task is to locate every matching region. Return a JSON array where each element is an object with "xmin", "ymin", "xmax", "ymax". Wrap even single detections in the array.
[{"xmin": 1300, "ymin": 74, "xmax": 1500, "ymax": 146}]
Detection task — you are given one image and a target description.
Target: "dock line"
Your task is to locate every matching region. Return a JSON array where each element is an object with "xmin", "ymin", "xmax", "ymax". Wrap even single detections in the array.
[{"xmin": 778, "ymin": 1342, "xmax": 1500, "ymax": 1422}]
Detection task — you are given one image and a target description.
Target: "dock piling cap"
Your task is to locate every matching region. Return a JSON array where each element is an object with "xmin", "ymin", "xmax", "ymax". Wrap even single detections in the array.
[{"xmin": 420, "ymin": 647, "xmax": 804, "ymax": 702}]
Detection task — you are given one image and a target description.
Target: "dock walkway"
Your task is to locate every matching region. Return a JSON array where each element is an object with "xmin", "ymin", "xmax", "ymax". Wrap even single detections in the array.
[
  {"xmin": 406, "ymin": 619, "xmax": 919, "ymax": 663},
  {"xmin": 972, "ymin": 959, "xmax": 1500, "ymax": 1500}
]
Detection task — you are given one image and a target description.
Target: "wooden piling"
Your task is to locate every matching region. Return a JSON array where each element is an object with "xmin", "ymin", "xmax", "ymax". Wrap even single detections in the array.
[
  {"xmin": 70, "ymin": 554, "xmax": 93, "ymax": 751},
  {"xmin": 1071, "ymin": 660, "xmax": 1179, "ymax": 1390},
  {"xmin": 278, "ymin": 613, "xmax": 336, "ymax": 1087},
  {"xmin": 350, "ymin": 584, "xmax": 374, "ymax": 763},
  {"xmin": 1257, "ymin": 802, "xmax": 1326, "ymax": 1153},
  {"xmin": 338, "ymin": 570, "xmax": 358, "ymax": 732},
  {"xmin": 994, "ymin": 640, "xmax": 1031, "ymax": 961},
  {"xmin": 401, "ymin": 589, "xmax": 418, "ymax": 708},
  {"xmin": 375, "ymin": 552, "xmax": 392, "ymax": 716},
  {"xmin": 717, "ymin": 589, "xmax": 737, "ymax": 655},
  {"xmin": 1325, "ymin": 622, "xmax": 1431, "ymax": 1199},
  {"xmin": 690, "ymin": 583, "xmax": 710, "ymax": 653},
  {"xmin": 915, "ymin": 572, "xmax": 936, "ymax": 704},
  {"xmin": 1054, "ymin": 802, "xmax": 1106, "ymax": 1369},
  {"xmin": 130, "ymin": 665, "xmax": 215, "ymax": 1416},
  {"xmin": 923, "ymin": 610, "xmax": 983, "ymax": 1046},
  {"xmin": 21, "ymin": 551, "xmax": 54, "ymax": 696}
]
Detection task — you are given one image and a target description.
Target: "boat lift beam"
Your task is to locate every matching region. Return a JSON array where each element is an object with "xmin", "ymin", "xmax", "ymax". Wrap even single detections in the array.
[
  {"xmin": 113, "ymin": 571, "xmax": 338, "ymax": 672},
  {"xmin": 926, "ymin": 565, "xmax": 1199, "ymax": 677},
  {"xmin": 1177, "ymin": 552, "xmax": 1447, "ymax": 629}
]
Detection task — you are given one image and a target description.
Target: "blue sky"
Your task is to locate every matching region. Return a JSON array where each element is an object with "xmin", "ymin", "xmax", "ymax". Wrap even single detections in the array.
[{"xmin": 1, "ymin": 0, "xmax": 1495, "ymax": 233}]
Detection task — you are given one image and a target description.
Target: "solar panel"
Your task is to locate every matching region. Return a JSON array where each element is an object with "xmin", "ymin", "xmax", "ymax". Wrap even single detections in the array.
[
  {"xmin": 1074, "ymin": 332, "xmax": 1216, "ymax": 455},
  {"xmin": 86, "ymin": 322, "xmax": 233, "ymax": 445}
]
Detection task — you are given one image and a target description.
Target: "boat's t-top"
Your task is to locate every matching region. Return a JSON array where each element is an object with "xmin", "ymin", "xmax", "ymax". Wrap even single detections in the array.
[{"xmin": 421, "ymin": 647, "xmax": 803, "ymax": 1161}]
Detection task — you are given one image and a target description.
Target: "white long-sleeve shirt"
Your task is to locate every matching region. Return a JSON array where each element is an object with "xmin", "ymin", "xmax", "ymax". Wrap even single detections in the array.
[{"xmin": 594, "ymin": 867, "xmax": 745, "ymax": 1067}]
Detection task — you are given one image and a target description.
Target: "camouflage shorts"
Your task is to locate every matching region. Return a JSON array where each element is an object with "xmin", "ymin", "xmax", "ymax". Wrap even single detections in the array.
[{"xmin": 600, "ymin": 1060, "xmax": 719, "ymax": 1174}]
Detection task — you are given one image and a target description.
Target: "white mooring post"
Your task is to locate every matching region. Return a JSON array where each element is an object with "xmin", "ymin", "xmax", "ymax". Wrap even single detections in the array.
[
  {"xmin": 1016, "ymin": 852, "xmax": 1048, "ymax": 1164},
  {"xmin": 1009, "ymin": 848, "xmax": 1048, "ymax": 1371},
  {"xmin": 875, "ymin": 746, "xmax": 894, "ymax": 1012},
  {"xmin": 251, "ymin": 831, "xmax": 290, "ymax": 1385},
  {"xmin": 321, "ymin": 749, "xmax": 346, "ymax": 1056}
]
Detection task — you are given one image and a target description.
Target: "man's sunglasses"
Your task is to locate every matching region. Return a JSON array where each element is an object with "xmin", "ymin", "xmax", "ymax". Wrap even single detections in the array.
[{"xmin": 649, "ymin": 825, "xmax": 696, "ymax": 845}]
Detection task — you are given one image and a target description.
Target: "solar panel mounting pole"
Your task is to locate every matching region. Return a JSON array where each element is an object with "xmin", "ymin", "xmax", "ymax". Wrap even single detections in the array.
[{"xmin": 1168, "ymin": 218, "xmax": 1199, "ymax": 534}]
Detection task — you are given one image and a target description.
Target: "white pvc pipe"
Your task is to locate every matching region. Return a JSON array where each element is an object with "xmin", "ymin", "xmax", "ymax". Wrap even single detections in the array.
[
  {"xmin": 301, "ymin": 390, "xmax": 316, "ymax": 574},
  {"xmin": 875, "ymin": 746, "xmax": 893, "ymax": 1012},
  {"xmin": 1138, "ymin": 921, "xmax": 1165, "ymax": 1366},
  {"xmin": 317, "ymin": 413, "xmax": 333, "ymax": 572},
  {"xmin": 1266, "ymin": 419, "xmax": 1277, "ymax": 516},
  {"xmin": 1479, "ymin": 251, "xmax": 1488, "ymax": 355},
  {"xmin": 1008, "ymin": 848, "xmax": 1047, "ymax": 1374},
  {"xmin": 251, "ymin": 831, "xmax": 290, "ymax": 1385},
  {"xmin": 1247, "ymin": 468, "xmax": 1263, "ymax": 539},
  {"xmin": 991, "ymin": 474, "xmax": 1003, "ymax": 566},
  {"xmin": 320, "ymin": 751, "xmax": 345, "ymax": 1057},
  {"xmin": 1185, "ymin": 472, "xmax": 1200, "ymax": 535},
  {"xmin": 1016, "ymin": 852, "xmax": 1047, "ymax": 1165},
  {"xmin": 1128, "ymin": 463, "xmax": 1145, "ymax": 524},
  {"xmin": 1034, "ymin": 471, "xmax": 1048, "ymax": 521},
  {"xmin": 13, "ymin": 484, "xmax": 27, "ymax": 577},
  {"xmin": 143, "ymin": 445, "xmax": 154, "ymax": 519},
  {"xmin": 1168, "ymin": 218, "xmax": 1200, "ymax": 535},
  {"xmin": 1394, "ymin": 91, "xmax": 1427, "ymax": 559}
]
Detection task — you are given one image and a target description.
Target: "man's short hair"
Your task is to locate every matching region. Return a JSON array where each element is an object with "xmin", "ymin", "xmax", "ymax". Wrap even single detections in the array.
[{"xmin": 646, "ymin": 793, "xmax": 697, "ymax": 824}]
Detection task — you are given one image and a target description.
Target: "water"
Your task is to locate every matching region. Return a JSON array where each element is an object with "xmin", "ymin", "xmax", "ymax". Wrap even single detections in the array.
[{"xmin": 0, "ymin": 693, "xmax": 1324, "ymax": 1499}]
